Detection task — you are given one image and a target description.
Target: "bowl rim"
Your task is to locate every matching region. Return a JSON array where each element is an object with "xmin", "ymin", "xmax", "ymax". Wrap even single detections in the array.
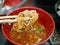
[{"xmin": 2, "ymin": 7, "xmax": 55, "ymax": 45}]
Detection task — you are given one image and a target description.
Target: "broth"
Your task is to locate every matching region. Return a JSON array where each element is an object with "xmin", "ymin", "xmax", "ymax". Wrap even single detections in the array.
[{"xmin": 10, "ymin": 22, "xmax": 46, "ymax": 45}]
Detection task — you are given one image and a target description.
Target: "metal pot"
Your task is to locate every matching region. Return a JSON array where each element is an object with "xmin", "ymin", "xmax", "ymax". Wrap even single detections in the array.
[
  {"xmin": 55, "ymin": 0, "xmax": 60, "ymax": 17},
  {"xmin": 0, "ymin": 0, "xmax": 4, "ymax": 10}
]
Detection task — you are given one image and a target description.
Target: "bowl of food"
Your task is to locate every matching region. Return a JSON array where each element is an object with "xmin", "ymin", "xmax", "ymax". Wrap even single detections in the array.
[{"xmin": 2, "ymin": 7, "xmax": 55, "ymax": 45}]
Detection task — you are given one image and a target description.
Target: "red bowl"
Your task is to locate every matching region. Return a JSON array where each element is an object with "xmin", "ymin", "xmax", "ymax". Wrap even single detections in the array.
[{"xmin": 2, "ymin": 7, "xmax": 55, "ymax": 45}]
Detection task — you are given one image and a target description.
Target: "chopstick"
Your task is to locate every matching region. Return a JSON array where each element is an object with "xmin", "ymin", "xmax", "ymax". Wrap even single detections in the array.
[
  {"xmin": 0, "ymin": 19, "xmax": 17, "ymax": 23},
  {"xmin": 0, "ymin": 15, "xmax": 17, "ymax": 23},
  {"xmin": 0, "ymin": 15, "xmax": 17, "ymax": 19},
  {"xmin": 0, "ymin": 15, "xmax": 32, "ymax": 23}
]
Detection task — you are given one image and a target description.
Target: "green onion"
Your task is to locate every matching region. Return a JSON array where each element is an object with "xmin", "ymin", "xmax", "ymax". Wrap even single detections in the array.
[{"xmin": 34, "ymin": 26, "xmax": 45, "ymax": 33}]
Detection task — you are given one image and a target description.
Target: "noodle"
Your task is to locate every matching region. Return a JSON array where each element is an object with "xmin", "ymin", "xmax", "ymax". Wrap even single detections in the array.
[{"xmin": 10, "ymin": 10, "xmax": 46, "ymax": 45}]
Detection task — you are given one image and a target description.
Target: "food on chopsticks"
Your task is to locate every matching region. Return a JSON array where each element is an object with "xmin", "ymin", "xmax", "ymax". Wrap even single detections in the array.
[{"xmin": 10, "ymin": 10, "xmax": 46, "ymax": 45}]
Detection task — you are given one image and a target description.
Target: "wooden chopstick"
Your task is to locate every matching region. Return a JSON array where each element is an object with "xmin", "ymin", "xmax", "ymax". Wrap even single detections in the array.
[
  {"xmin": 0, "ymin": 15, "xmax": 17, "ymax": 23},
  {"xmin": 0, "ymin": 19, "xmax": 17, "ymax": 23},
  {"xmin": 0, "ymin": 15, "xmax": 17, "ymax": 19},
  {"xmin": 0, "ymin": 15, "xmax": 32, "ymax": 23}
]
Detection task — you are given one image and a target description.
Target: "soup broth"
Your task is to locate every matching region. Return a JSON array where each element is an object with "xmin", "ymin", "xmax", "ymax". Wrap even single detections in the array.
[{"xmin": 10, "ymin": 22, "xmax": 46, "ymax": 45}]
